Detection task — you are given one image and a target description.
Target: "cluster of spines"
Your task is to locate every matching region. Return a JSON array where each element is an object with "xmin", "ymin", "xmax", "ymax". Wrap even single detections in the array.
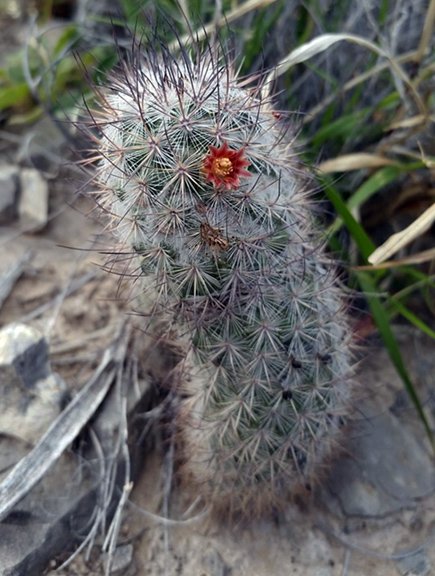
[{"xmin": 89, "ymin": 38, "xmax": 354, "ymax": 516}]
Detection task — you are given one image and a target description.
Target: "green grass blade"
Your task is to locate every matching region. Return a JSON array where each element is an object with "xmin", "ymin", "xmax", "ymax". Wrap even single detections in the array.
[
  {"xmin": 357, "ymin": 271, "xmax": 434, "ymax": 451},
  {"xmin": 328, "ymin": 166, "xmax": 403, "ymax": 236},
  {"xmin": 389, "ymin": 299, "xmax": 435, "ymax": 339},
  {"xmin": 312, "ymin": 108, "xmax": 371, "ymax": 146},
  {"xmin": 348, "ymin": 166, "xmax": 401, "ymax": 210},
  {"xmin": 322, "ymin": 178, "xmax": 376, "ymax": 261}
]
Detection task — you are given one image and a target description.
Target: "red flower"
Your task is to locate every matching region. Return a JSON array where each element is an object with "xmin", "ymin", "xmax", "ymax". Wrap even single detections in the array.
[{"xmin": 202, "ymin": 142, "xmax": 250, "ymax": 190}]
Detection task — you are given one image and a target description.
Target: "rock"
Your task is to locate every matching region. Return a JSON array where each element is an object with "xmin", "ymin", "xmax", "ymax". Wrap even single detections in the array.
[
  {"xmin": 395, "ymin": 547, "xmax": 432, "ymax": 576},
  {"xmin": 0, "ymin": 454, "xmax": 97, "ymax": 576},
  {"xmin": 0, "ymin": 165, "xmax": 19, "ymax": 225},
  {"xmin": 105, "ymin": 544, "xmax": 134, "ymax": 574},
  {"xmin": 321, "ymin": 334, "xmax": 435, "ymax": 522},
  {"xmin": 18, "ymin": 168, "xmax": 49, "ymax": 231},
  {"xmin": 323, "ymin": 391, "xmax": 435, "ymax": 520},
  {"xmin": 0, "ymin": 323, "xmax": 66, "ymax": 444},
  {"xmin": 15, "ymin": 117, "xmax": 67, "ymax": 175}
]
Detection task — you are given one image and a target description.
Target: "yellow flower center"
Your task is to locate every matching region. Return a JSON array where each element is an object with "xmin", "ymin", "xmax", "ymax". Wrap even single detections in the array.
[{"xmin": 212, "ymin": 157, "xmax": 233, "ymax": 177}]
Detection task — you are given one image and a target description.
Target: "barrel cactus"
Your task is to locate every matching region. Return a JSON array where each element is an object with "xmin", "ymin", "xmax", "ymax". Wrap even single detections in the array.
[{"xmin": 89, "ymin": 41, "xmax": 354, "ymax": 516}]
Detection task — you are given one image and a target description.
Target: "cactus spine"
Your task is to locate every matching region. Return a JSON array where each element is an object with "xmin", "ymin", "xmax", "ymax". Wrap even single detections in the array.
[{"xmin": 90, "ymin": 41, "xmax": 354, "ymax": 515}]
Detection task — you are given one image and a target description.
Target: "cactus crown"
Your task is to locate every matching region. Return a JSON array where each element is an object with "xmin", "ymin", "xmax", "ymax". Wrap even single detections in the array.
[{"xmin": 90, "ymin": 38, "xmax": 354, "ymax": 516}]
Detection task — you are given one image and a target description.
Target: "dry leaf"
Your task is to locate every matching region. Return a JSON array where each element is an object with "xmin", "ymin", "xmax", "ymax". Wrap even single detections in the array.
[
  {"xmin": 318, "ymin": 153, "xmax": 395, "ymax": 173},
  {"xmin": 368, "ymin": 203, "xmax": 435, "ymax": 264},
  {"xmin": 357, "ymin": 247, "xmax": 435, "ymax": 270}
]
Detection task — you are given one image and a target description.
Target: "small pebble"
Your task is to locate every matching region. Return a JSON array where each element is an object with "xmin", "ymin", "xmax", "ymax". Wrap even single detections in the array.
[{"xmin": 19, "ymin": 168, "xmax": 49, "ymax": 231}]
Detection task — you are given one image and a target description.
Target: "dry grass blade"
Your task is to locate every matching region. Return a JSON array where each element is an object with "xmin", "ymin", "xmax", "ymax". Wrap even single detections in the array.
[
  {"xmin": 387, "ymin": 114, "xmax": 435, "ymax": 131},
  {"xmin": 356, "ymin": 248, "xmax": 435, "ymax": 270},
  {"xmin": 418, "ymin": 144, "xmax": 435, "ymax": 169},
  {"xmin": 304, "ymin": 50, "xmax": 418, "ymax": 123},
  {"xmin": 416, "ymin": 0, "xmax": 435, "ymax": 62},
  {"xmin": 126, "ymin": 498, "xmax": 209, "ymax": 527},
  {"xmin": 170, "ymin": 0, "xmax": 280, "ymax": 50},
  {"xmin": 318, "ymin": 154, "xmax": 396, "ymax": 173},
  {"xmin": 262, "ymin": 33, "xmax": 426, "ymax": 115},
  {"xmin": 368, "ymin": 203, "xmax": 435, "ymax": 265},
  {"xmin": 103, "ymin": 480, "xmax": 133, "ymax": 576},
  {"xmin": 101, "ymin": 363, "xmax": 132, "ymax": 576},
  {"xmin": 54, "ymin": 429, "xmax": 107, "ymax": 571},
  {"xmin": 0, "ymin": 321, "xmax": 129, "ymax": 522}
]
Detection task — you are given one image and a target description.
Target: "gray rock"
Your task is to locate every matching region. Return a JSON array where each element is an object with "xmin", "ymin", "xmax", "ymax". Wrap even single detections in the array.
[
  {"xmin": 324, "ymin": 402, "xmax": 435, "ymax": 518},
  {"xmin": 395, "ymin": 547, "xmax": 432, "ymax": 576},
  {"xmin": 0, "ymin": 165, "xmax": 19, "ymax": 225},
  {"xmin": 18, "ymin": 168, "xmax": 49, "ymax": 231},
  {"xmin": 106, "ymin": 544, "xmax": 134, "ymax": 574},
  {"xmin": 0, "ymin": 323, "xmax": 66, "ymax": 444},
  {"xmin": 15, "ymin": 116, "xmax": 68, "ymax": 175},
  {"xmin": 0, "ymin": 454, "xmax": 97, "ymax": 576},
  {"xmin": 323, "ymin": 344, "xmax": 435, "ymax": 519}
]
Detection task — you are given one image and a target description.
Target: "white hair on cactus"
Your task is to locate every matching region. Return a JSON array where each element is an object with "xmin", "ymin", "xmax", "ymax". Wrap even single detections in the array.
[{"xmin": 88, "ymin": 37, "xmax": 355, "ymax": 517}]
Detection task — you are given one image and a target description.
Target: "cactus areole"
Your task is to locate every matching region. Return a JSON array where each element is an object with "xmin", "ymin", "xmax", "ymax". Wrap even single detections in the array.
[{"xmin": 90, "ymin": 41, "xmax": 354, "ymax": 516}]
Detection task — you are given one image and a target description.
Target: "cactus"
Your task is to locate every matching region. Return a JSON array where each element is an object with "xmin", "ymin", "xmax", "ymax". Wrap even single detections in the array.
[{"xmin": 89, "ymin": 41, "xmax": 354, "ymax": 516}]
